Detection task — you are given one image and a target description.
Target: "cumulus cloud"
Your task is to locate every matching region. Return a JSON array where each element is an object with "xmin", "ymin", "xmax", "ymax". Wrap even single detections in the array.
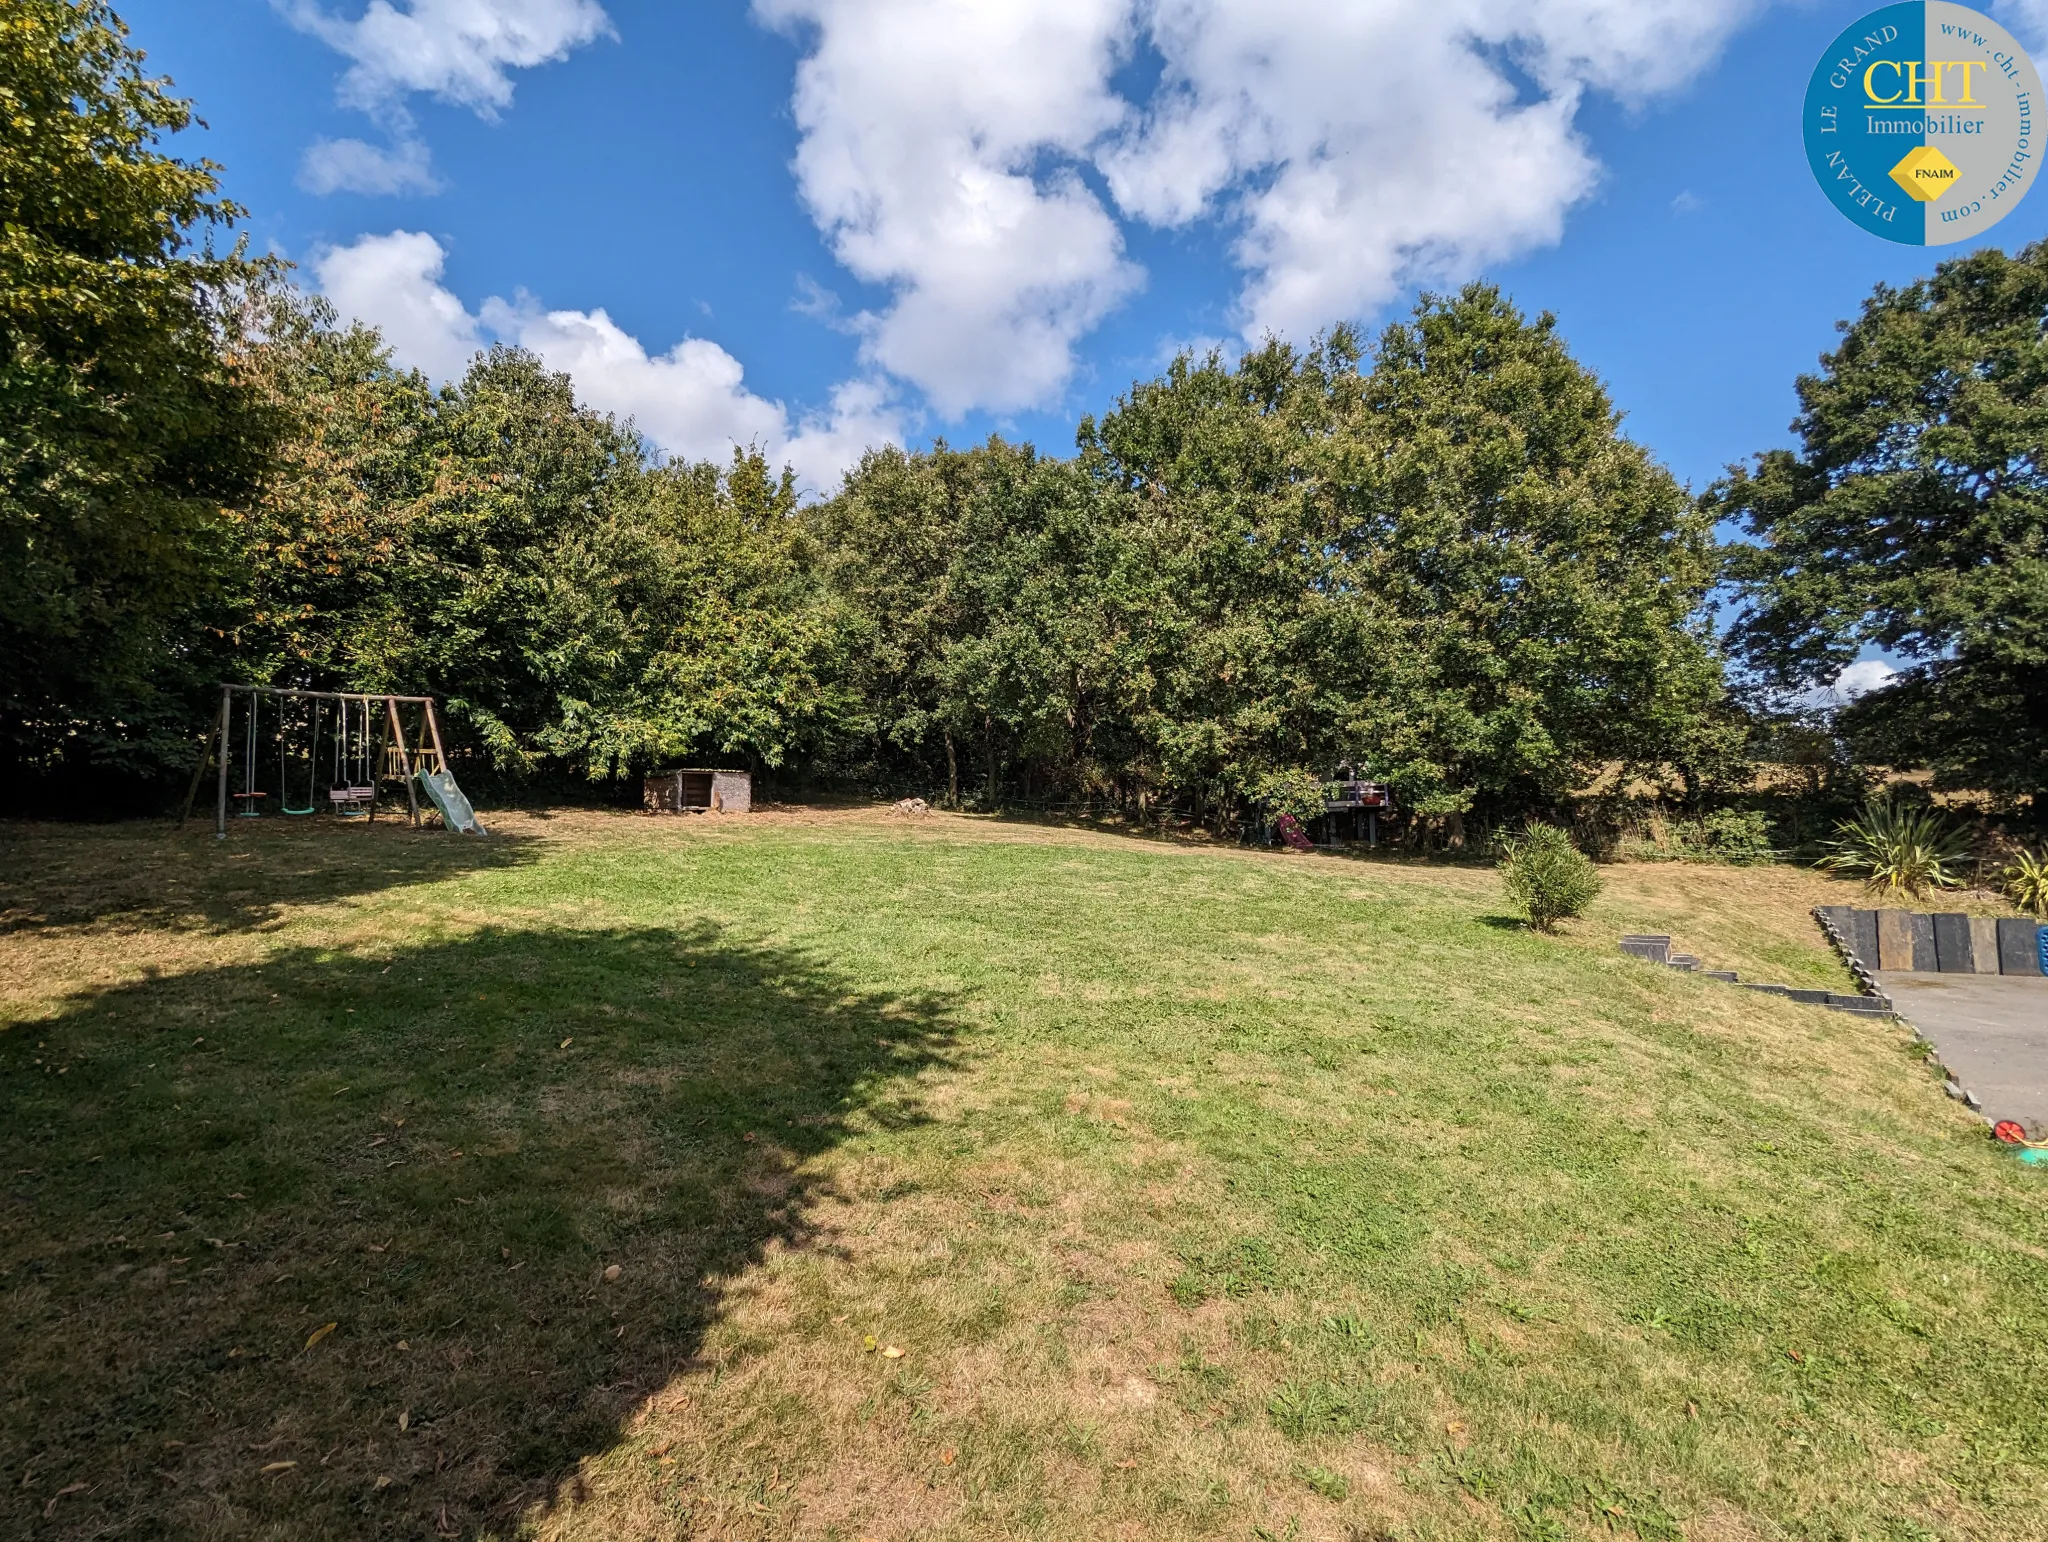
[
  {"xmin": 314, "ymin": 231, "xmax": 900, "ymax": 492},
  {"xmin": 279, "ymin": 0, "xmax": 613, "ymax": 115},
  {"xmin": 298, "ymin": 135, "xmax": 441, "ymax": 195},
  {"xmin": 755, "ymin": 0, "xmax": 1764, "ymax": 412},
  {"xmin": 313, "ymin": 230, "xmax": 484, "ymax": 382},
  {"xmin": 1786, "ymin": 657, "xmax": 1902, "ymax": 714},
  {"xmin": 1830, "ymin": 659, "xmax": 1901, "ymax": 701},
  {"xmin": 754, "ymin": 0, "xmax": 1142, "ymax": 416},
  {"xmin": 1106, "ymin": 0, "xmax": 1768, "ymax": 341}
]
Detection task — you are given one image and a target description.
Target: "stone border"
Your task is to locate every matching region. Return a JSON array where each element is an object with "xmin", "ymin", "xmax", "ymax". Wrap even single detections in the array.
[
  {"xmin": 1813, "ymin": 903, "xmax": 2046, "ymax": 976},
  {"xmin": 1811, "ymin": 907, "xmax": 1999, "ymax": 1119},
  {"xmin": 1619, "ymin": 933, "xmax": 1893, "ymax": 1017},
  {"xmin": 1811, "ymin": 907, "xmax": 1890, "ymax": 1003}
]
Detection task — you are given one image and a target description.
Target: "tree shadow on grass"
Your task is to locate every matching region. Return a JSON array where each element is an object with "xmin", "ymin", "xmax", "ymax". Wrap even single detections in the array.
[
  {"xmin": 1, "ymin": 922, "xmax": 958, "ymax": 1540},
  {"xmin": 0, "ymin": 818, "xmax": 541, "ymax": 937}
]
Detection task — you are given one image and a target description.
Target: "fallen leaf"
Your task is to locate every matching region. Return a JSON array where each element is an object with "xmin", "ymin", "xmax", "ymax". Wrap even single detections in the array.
[
  {"xmin": 226, "ymin": 1193, "xmax": 246, "ymax": 1200},
  {"xmin": 304, "ymin": 1322, "xmax": 337, "ymax": 1350},
  {"xmin": 396, "ymin": 1340, "xmax": 410, "ymax": 1351},
  {"xmin": 1446, "ymin": 1420, "xmax": 1467, "ymax": 1436},
  {"xmin": 261, "ymin": 1461, "xmax": 297, "ymax": 1475},
  {"xmin": 374, "ymin": 1475, "xmax": 393, "ymax": 1490},
  {"xmin": 1785, "ymin": 1348, "xmax": 1805, "ymax": 1364},
  {"xmin": 862, "ymin": 1335, "xmax": 878, "ymax": 1352},
  {"xmin": 742, "ymin": 1131, "xmax": 757, "ymax": 1143},
  {"xmin": 1114, "ymin": 1459, "xmax": 1138, "ymax": 1470},
  {"xmin": 831, "ymin": 1314, "xmax": 848, "ymax": 1325},
  {"xmin": 940, "ymin": 1450, "xmax": 956, "ymax": 1466},
  {"xmin": 501, "ymin": 1247, "xmax": 512, "ymax": 1260},
  {"xmin": 227, "ymin": 1347, "xmax": 245, "ymax": 1358},
  {"xmin": 559, "ymin": 1038, "xmax": 573, "ymax": 1049},
  {"xmin": 882, "ymin": 1345, "xmax": 904, "ymax": 1360},
  {"xmin": 397, "ymin": 1411, "xmax": 410, "ymax": 1432},
  {"xmin": 648, "ymin": 1441, "xmax": 673, "ymax": 1458},
  {"xmin": 603, "ymin": 1264, "xmax": 622, "ymax": 1282}
]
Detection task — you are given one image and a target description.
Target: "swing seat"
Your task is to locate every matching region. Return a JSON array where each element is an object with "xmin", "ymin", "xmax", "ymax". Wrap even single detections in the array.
[
  {"xmin": 232, "ymin": 791, "xmax": 268, "ymax": 818},
  {"xmin": 329, "ymin": 783, "xmax": 376, "ymax": 816}
]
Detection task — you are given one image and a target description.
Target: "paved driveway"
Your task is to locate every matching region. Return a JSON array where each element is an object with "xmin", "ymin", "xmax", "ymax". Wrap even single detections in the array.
[{"xmin": 1876, "ymin": 972, "xmax": 2048, "ymax": 1128}]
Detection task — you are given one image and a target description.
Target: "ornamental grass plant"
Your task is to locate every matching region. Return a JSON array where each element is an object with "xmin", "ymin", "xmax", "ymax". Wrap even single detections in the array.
[
  {"xmin": 2003, "ymin": 847, "xmax": 2048, "ymax": 919},
  {"xmin": 1814, "ymin": 800, "xmax": 1972, "ymax": 897}
]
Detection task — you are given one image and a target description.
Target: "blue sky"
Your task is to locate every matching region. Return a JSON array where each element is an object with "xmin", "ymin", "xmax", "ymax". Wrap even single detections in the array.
[{"xmin": 123, "ymin": 0, "xmax": 2048, "ymax": 503}]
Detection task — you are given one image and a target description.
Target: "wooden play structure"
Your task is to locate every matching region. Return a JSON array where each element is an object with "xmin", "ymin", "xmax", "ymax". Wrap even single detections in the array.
[
  {"xmin": 1322, "ymin": 764, "xmax": 1396, "ymax": 845},
  {"xmin": 183, "ymin": 685, "xmax": 483, "ymax": 837}
]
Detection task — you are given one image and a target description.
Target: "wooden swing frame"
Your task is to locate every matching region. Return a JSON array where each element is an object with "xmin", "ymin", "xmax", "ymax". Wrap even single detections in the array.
[{"xmin": 182, "ymin": 685, "xmax": 452, "ymax": 839}]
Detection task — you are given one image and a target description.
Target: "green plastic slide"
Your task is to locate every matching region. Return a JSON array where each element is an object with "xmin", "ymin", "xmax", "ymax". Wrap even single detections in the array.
[{"xmin": 416, "ymin": 769, "xmax": 485, "ymax": 834}]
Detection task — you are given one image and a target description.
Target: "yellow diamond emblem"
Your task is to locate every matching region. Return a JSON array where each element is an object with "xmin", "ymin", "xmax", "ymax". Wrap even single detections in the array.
[{"xmin": 1890, "ymin": 144, "xmax": 1961, "ymax": 202}]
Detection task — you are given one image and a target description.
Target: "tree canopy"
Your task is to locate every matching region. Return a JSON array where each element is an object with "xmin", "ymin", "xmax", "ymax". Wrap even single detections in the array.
[
  {"xmin": 1718, "ymin": 242, "xmax": 2048, "ymax": 807},
  {"xmin": 813, "ymin": 290, "xmax": 1732, "ymax": 824},
  {"xmin": 0, "ymin": 0, "xmax": 280, "ymax": 783}
]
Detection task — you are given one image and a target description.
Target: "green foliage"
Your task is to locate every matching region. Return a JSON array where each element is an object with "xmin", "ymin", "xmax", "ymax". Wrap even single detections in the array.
[
  {"xmin": 0, "ymin": 0, "xmax": 283, "ymax": 781},
  {"xmin": 817, "ymin": 289, "xmax": 1731, "ymax": 821},
  {"xmin": 237, "ymin": 322, "xmax": 858, "ymax": 779},
  {"xmin": 2001, "ymin": 848, "xmax": 2048, "ymax": 919},
  {"xmin": 1816, "ymin": 802, "xmax": 1971, "ymax": 897},
  {"xmin": 1249, "ymin": 768, "xmax": 1331, "ymax": 828},
  {"xmin": 1499, "ymin": 822, "xmax": 1602, "ymax": 930},
  {"xmin": 1717, "ymin": 243, "xmax": 2048, "ymax": 808},
  {"xmin": 1630, "ymin": 807, "xmax": 1778, "ymax": 867}
]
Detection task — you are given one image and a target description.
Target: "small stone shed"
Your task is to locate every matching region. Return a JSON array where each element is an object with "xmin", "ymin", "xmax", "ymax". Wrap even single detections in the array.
[{"xmin": 643, "ymin": 768, "xmax": 752, "ymax": 814}]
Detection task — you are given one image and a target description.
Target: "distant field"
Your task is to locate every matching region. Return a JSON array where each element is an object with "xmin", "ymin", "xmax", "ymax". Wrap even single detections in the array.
[{"xmin": 2, "ymin": 809, "xmax": 2042, "ymax": 1541}]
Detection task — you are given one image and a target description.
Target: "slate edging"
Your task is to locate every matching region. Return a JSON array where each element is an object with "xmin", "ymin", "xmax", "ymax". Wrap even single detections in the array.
[
  {"xmin": 1810, "ymin": 905, "xmax": 1992, "ymax": 1121},
  {"xmin": 1620, "ymin": 930, "xmax": 1893, "ymax": 1019},
  {"xmin": 1812, "ymin": 906, "xmax": 1892, "ymax": 1008}
]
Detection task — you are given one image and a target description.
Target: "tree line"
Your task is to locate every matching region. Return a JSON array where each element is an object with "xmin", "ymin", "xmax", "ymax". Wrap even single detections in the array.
[{"xmin": 4, "ymin": 1, "xmax": 2043, "ymax": 830}]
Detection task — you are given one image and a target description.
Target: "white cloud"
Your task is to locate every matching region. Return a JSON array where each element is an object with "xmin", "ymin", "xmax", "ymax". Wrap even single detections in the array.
[
  {"xmin": 1831, "ymin": 659, "xmax": 1900, "ymax": 701},
  {"xmin": 1995, "ymin": 0, "xmax": 2048, "ymax": 48},
  {"xmin": 754, "ymin": 0, "xmax": 1764, "ymax": 412},
  {"xmin": 314, "ymin": 231, "xmax": 900, "ymax": 492},
  {"xmin": 313, "ymin": 230, "xmax": 483, "ymax": 382},
  {"xmin": 1789, "ymin": 658, "xmax": 1901, "ymax": 714},
  {"xmin": 753, "ymin": 0, "xmax": 1143, "ymax": 416},
  {"xmin": 1102, "ymin": 0, "xmax": 1767, "ymax": 342},
  {"xmin": 280, "ymin": 0, "xmax": 613, "ymax": 115},
  {"xmin": 298, "ymin": 135, "xmax": 441, "ymax": 195}
]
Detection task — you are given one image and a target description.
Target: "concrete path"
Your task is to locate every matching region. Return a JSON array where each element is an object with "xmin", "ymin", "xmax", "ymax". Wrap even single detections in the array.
[{"xmin": 1876, "ymin": 971, "xmax": 2048, "ymax": 1128}]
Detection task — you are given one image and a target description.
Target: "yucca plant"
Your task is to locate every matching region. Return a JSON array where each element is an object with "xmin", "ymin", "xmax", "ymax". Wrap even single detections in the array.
[
  {"xmin": 2004, "ymin": 848, "xmax": 2048, "ymax": 919},
  {"xmin": 1816, "ymin": 801, "xmax": 1971, "ymax": 897}
]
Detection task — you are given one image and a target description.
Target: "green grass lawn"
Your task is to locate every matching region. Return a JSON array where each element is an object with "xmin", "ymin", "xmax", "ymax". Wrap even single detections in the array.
[{"xmin": 2, "ymin": 809, "xmax": 2043, "ymax": 1541}]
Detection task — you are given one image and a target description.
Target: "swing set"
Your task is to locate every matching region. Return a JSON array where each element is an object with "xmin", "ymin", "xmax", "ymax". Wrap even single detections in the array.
[{"xmin": 181, "ymin": 685, "xmax": 483, "ymax": 838}]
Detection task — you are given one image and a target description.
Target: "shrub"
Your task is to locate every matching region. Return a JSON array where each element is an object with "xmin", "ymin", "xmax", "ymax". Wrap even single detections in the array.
[
  {"xmin": 1694, "ymin": 808, "xmax": 1777, "ymax": 866},
  {"xmin": 1815, "ymin": 801, "xmax": 1970, "ymax": 897},
  {"xmin": 1499, "ymin": 822, "xmax": 1602, "ymax": 931},
  {"xmin": 2003, "ymin": 848, "xmax": 2048, "ymax": 919}
]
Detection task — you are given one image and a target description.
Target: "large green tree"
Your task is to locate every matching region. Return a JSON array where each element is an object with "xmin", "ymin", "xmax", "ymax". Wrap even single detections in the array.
[
  {"xmin": 816, "ymin": 287, "xmax": 1732, "ymax": 825},
  {"xmin": 1718, "ymin": 242, "xmax": 2048, "ymax": 809},
  {"xmin": 240, "ymin": 315, "xmax": 857, "ymax": 781},
  {"xmin": 0, "ymin": 0, "xmax": 280, "ymax": 785}
]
